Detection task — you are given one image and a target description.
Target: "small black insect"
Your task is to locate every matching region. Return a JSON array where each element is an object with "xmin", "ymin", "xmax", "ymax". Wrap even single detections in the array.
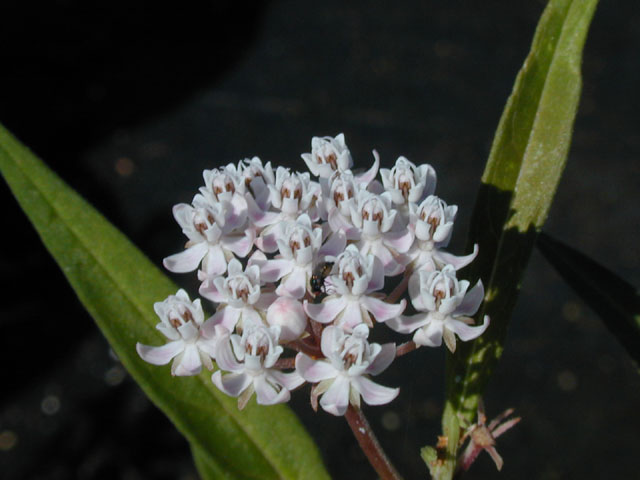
[{"xmin": 310, "ymin": 261, "xmax": 334, "ymax": 298}]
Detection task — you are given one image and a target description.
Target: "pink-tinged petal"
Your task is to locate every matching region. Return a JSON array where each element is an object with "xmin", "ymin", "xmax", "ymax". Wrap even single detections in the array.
[
  {"xmin": 261, "ymin": 259, "xmax": 293, "ymax": 283},
  {"xmin": 295, "ymin": 354, "xmax": 337, "ymax": 382},
  {"xmin": 355, "ymin": 150, "xmax": 380, "ymax": 185},
  {"xmin": 386, "ymin": 313, "xmax": 429, "ymax": 334},
  {"xmin": 371, "ymin": 242, "xmax": 398, "ymax": 276},
  {"xmin": 366, "ymin": 343, "xmax": 397, "ymax": 376},
  {"xmin": 222, "ymin": 231, "xmax": 254, "ymax": 258},
  {"xmin": 447, "ymin": 315, "xmax": 490, "ymax": 342},
  {"xmin": 319, "ymin": 376, "xmax": 351, "ymax": 416},
  {"xmin": 413, "ymin": 320, "xmax": 444, "ymax": 347},
  {"xmin": 366, "ymin": 257, "xmax": 385, "ymax": 293},
  {"xmin": 304, "ymin": 296, "xmax": 347, "ymax": 323},
  {"xmin": 163, "ymin": 242, "xmax": 208, "ymax": 273},
  {"xmin": 246, "ymin": 193, "xmax": 279, "ymax": 227},
  {"xmin": 227, "ymin": 194, "xmax": 249, "ymax": 229},
  {"xmin": 254, "ymin": 375, "xmax": 290, "ymax": 405},
  {"xmin": 256, "ymin": 229, "xmax": 279, "ymax": 253},
  {"xmin": 319, "ymin": 229, "xmax": 347, "ymax": 258},
  {"xmin": 197, "ymin": 338, "xmax": 217, "ymax": 359},
  {"xmin": 208, "ymin": 307, "xmax": 242, "ymax": 333},
  {"xmin": 277, "ymin": 267, "xmax": 308, "ymax": 299},
  {"xmin": 254, "ymin": 292, "xmax": 278, "ymax": 311},
  {"xmin": 173, "ymin": 345, "xmax": 202, "ymax": 376},
  {"xmin": 320, "ymin": 326, "xmax": 343, "ymax": 358},
  {"xmin": 337, "ymin": 300, "xmax": 366, "ymax": 330},
  {"xmin": 240, "ymin": 307, "xmax": 264, "ymax": 329},
  {"xmin": 271, "ymin": 370, "xmax": 305, "ymax": 391},
  {"xmin": 202, "ymin": 245, "xmax": 228, "ymax": 278},
  {"xmin": 199, "ymin": 278, "xmax": 225, "ymax": 304},
  {"xmin": 455, "ymin": 280, "xmax": 485, "ymax": 316},
  {"xmin": 352, "ymin": 376, "xmax": 399, "ymax": 406},
  {"xmin": 435, "ymin": 244, "xmax": 479, "ymax": 270},
  {"xmin": 215, "ymin": 337, "xmax": 243, "ymax": 372},
  {"xmin": 212, "ymin": 371, "xmax": 252, "ymax": 397},
  {"xmin": 136, "ymin": 341, "xmax": 184, "ymax": 365},
  {"xmin": 385, "ymin": 229, "xmax": 414, "ymax": 254},
  {"xmin": 361, "ymin": 296, "xmax": 406, "ymax": 322}
]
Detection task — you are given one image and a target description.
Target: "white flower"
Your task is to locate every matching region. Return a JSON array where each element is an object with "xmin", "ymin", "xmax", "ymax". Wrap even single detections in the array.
[
  {"xmin": 386, "ymin": 265, "xmax": 489, "ymax": 352},
  {"xmin": 136, "ymin": 289, "xmax": 218, "ymax": 376},
  {"xmin": 408, "ymin": 196, "xmax": 478, "ymax": 272},
  {"xmin": 238, "ymin": 156, "xmax": 275, "ymax": 210},
  {"xmin": 200, "ymin": 258, "xmax": 275, "ymax": 333},
  {"xmin": 247, "ymin": 168, "xmax": 322, "ymax": 252},
  {"xmin": 212, "ymin": 325, "xmax": 304, "ymax": 409},
  {"xmin": 163, "ymin": 193, "xmax": 254, "ymax": 276},
  {"xmin": 380, "ymin": 156, "xmax": 436, "ymax": 207},
  {"xmin": 304, "ymin": 245, "xmax": 406, "ymax": 332},
  {"xmin": 349, "ymin": 190, "xmax": 414, "ymax": 276},
  {"xmin": 301, "ymin": 133, "xmax": 353, "ymax": 178},
  {"xmin": 295, "ymin": 325, "xmax": 398, "ymax": 416},
  {"xmin": 201, "ymin": 164, "xmax": 246, "ymax": 203}
]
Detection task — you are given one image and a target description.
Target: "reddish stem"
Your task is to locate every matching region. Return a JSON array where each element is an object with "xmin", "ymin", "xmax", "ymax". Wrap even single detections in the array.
[
  {"xmin": 344, "ymin": 405, "xmax": 403, "ymax": 480},
  {"xmin": 387, "ymin": 266, "xmax": 412, "ymax": 304},
  {"xmin": 287, "ymin": 339, "xmax": 323, "ymax": 358},
  {"xmin": 273, "ymin": 357, "xmax": 295, "ymax": 369},
  {"xmin": 395, "ymin": 340, "xmax": 418, "ymax": 357}
]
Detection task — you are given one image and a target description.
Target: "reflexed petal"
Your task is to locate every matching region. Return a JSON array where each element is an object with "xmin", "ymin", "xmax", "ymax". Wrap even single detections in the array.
[
  {"xmin": 319, "ymin": 229, "xmax": 347, "ymax": 258},
  {"xmin": 271, "ymin": 370, "xmax": 305, "ymax": 391},
  {"xmin": 413, "ymin": 320, "xmax": 444, "ymax": 347},
  {"xmin": 355, "ymin": 150, "xmax": 380, "ymax": 185},
  {"xmin": 434, "ymin": 244, "xmax": 478, "ymax": 270},
  {"xmin": 136, "ymin": 341, "xmax": 184, "ymax": 365},
  {"xmin": 259, "ymin": 259, "xmax": 293, "ymax": 283},
  {"xmin": 385, "ymin": 313, "xmax": 429, "ymax": 334},
  {"xmin": 163, "ymin": 242, "xmax": 208, "ymax": 273},
  {"xmin": 366, "ymin": 257, "xmax": 385, "ymax": 293},
  {"xmin": 319, "ymin": 376, "xmax": 351, "ymax": 416},
  {"xmin": 222, "ymin": 231, "xmax": 254, "ymax": 258},
  {"xmin": 296, "ymin": 354, "xmax": 337, "ymax": 382},
  {"xmin": 366, "ymin": 343, "xmax": 397, "ymax": 376},
  {"xmin": 447, "ymin": 315, "xmax": 490, "ymax": 341},
  {"xmin": 277, "ymin": 267, "xmax": 307, "ymax": 299},
  {"xmin": 337, "ymin": 300, "xmax": 365, "ymax": 330},
  {"xmin": 254, "ymin": 375, "xmax": 290, "ymax": 405},
  {"xmin": 385, "ymin": 229, "xmax": 414, "ymax": 253},
  {"xmin": 352, "ymin": 376, "xmax": 399, "ymax": 406},
  {"xmin": 173, "ymin": 344, "xmax": 202, "ymax": 376},
  {"xmin": 304, "ymin": 296, "xmax": 347, "ymax": 323},
  {"xmin": 455, "ymin": 279, "xmax": 484, "ymax": 316},
  {"xmin": 212, "ymin": 371, "xmax": 252, "ymax": 397},
  {"xmin": 206, "ymin": 307, "xmax": 241, "ymax": 332},
  {"xmin": 215, "ymin": 336, "xmax": 243, "ymax": 372},
  {"xmin": 361, "ymin": 296, "xmax": 406, "ymax": 322}
]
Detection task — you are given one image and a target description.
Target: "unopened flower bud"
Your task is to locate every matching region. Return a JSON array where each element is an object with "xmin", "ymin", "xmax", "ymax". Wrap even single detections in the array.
[{"xmin": 266, "ymin": 296, "xmax": 308, "ymax": 342}]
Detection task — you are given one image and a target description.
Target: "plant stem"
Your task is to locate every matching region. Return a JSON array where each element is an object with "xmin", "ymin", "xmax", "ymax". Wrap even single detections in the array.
[
  {"xmin": 344, "ymin": 405, "xmax": 403, "ymax": 480},
  {"xmin": 396, "ymin": 340, "xmax": 418, "ymax": 357},
  {"xmin": 388, "ymin": 266, "xmax": 412, "ymax": 304}
]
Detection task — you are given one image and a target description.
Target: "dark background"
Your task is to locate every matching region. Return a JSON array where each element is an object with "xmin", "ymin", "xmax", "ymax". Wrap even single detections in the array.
[{"xmin": 1, "ymin": 1, "xmax": 639, "ymax": 479}]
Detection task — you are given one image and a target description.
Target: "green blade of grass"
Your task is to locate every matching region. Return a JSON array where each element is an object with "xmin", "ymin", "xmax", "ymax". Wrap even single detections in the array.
[{"xmin": 0, "ymin": 124, "xmax": 330, "ymax": 480}]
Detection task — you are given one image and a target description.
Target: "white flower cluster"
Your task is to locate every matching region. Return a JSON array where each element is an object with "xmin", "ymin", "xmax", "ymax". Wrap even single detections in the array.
[{"xmin": 136, "ymin": 134, "xmax": 489, "ymax": 416}]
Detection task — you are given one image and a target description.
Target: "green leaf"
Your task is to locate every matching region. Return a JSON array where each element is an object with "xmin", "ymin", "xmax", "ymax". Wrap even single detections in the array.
[
  {"xmin": 432, "ymin": 0, "xmax": 599, "ymax": 477},
  {"xmin": 0, "ymin": 123, "xmax": 330, "ymax": 480},
  {"xmin": 537, "ymin": 232, "xmax": 640, "ymax": 370}
]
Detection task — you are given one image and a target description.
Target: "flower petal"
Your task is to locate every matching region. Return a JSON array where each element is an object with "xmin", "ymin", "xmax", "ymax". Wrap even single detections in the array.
[
  {"xmin": 413, "ymin": 320, "xmax": 444, "ymax": 347},
  {"xmin": 254, "ymin": 375, "xmax": 290, "ymax": 405},
  {"xmin": 212, "ymin": 371, "xmax": 252, "ymax": 397},
  {"xmin": 361, "ymin": 296, "xmax": 406, "ymax": 322},
  {"xmin": 447, "ymin": 315, "xmax": 490, "ymax": 342},
  {"xmin": 172, "ymin": 344, "xmax": 202, "ymax": 376},
  {"xmin": 455, "ymin": 279, "xmax": 484, "ymax": 316},
  {"xmin": 385, "ymin": 312, "xmax": 429, "ymax": 334},
  {"xmin": 304, "ymin": 296, "xmax": 347, "ymax": 324},
  {"xmin": 163, "ymin": 242, "xmax": 208, "ymax": 273},
  {"xmin": 271, "ymin": 370, "xmax": 305, "ymax": 391},
  {"xmin": 352, "ymin": 376, "xmax": 399, "ymax": 406},
  {"xmin": 366, "ymin": 343, "xmax": 397, "ymax": 376},
  {"xmin": 319, "ymin": 376, "xmax": 351, "ymax": 416},
  {"xmin": 136, "ymin": 341, "xmax": 184, "ymax": 365},
  {"xmin": 295, "ymin": 354, "xmax": 337, "ymax": 383}
]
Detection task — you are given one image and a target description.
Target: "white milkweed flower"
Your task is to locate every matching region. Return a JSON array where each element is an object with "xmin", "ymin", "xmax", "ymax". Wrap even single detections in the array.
[
  {"xmin": 304, "ymin": 245, "xmax": 406, "ymax": 332},
  {"xmin": 301, "ymin": 133, "xmax": 353, "ymax": 178},
  {"xmin": 295, "ymin": 324, "xmax": 398, "ymax": 416},
  {"xmin": 247, "ymin": 167, "xmax": 322, "ymax": 252},
  {"xmin": 163, "ymin": 193, "xmax": 254, "ymax": 276},
  {"xmin": 266, "ymin": 296, "xmax": 308, "ymax": 342},
  {"xmin": 379, "ymin": 156, "xmax": 436, "ymax": 208},
  {"xmin": 212, "ymin": 324, "xmax": 304, "ymax": 409},
  {"xmin": 200, "ymin": 258, "xmax": 276, "ymax": 333},
  {"xmin": 408, "ymin": 195, "xmax": 478, "ymax": 272},
  {"xmin": 386, "ymin": 265, "xmax": 489, "ymax": 352},
  {"xmin": 201, "ymin": 164, "xmax": 247, "ymax": 203},
  {"xmin": 251, "ymin": 214, "xmax": 328, "ymax": 299},
  {"xmin": 136, "ymin": 289, "xmax": 218, "ymax": 376},
  {"xmin": 349, "ymin": 190, "xmax": 414, "ymax": 276},
  {"xmin": 238, "ymin": 156, "xmax": 275, "ymax": 210}
]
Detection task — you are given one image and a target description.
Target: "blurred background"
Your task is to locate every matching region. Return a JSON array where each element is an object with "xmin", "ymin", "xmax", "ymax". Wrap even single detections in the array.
[{"xmin": 1, "ymin": 0, "xmax": 639, "ymax": 478}]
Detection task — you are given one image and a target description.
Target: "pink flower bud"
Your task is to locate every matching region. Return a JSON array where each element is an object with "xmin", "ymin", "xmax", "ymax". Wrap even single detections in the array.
[{"xmin": 266, "ymin": 296, "xmax": 308, "ymax": 342}]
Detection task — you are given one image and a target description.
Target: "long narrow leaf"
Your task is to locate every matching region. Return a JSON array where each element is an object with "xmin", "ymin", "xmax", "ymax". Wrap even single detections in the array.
[
  {"xmin": 428, "ymin": 1, "xmax": 599, "ymax": 478},
  {"xmin": 537, "ymin": 232, "xmax": 640, "ymax": 370},
  {"xmin": 0, "ymin": 124, "xmax": 330, "ymax": 480}
]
